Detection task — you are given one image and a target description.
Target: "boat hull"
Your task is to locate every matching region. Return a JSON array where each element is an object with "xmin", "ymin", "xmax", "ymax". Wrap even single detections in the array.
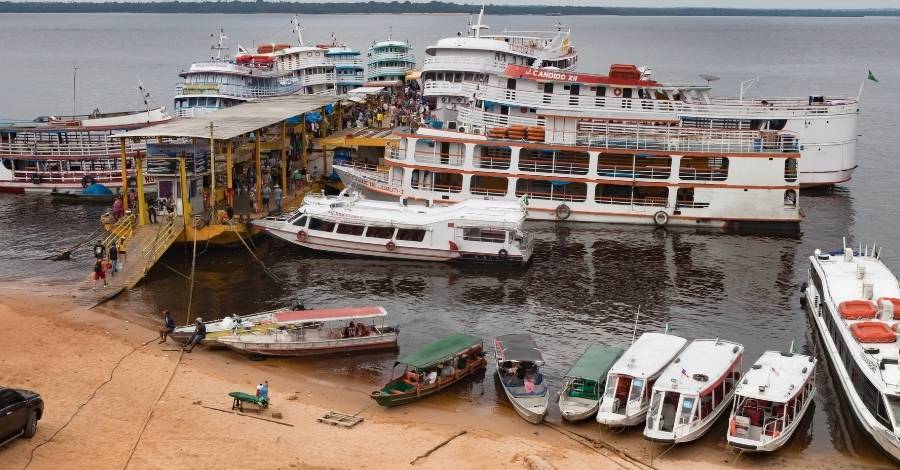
[
  {"xmin": 371, "ymin": 358, "xmax": 487, "ymax": 407},
  {"xmin": 643, "ymin": 392, "xmax": 735, "ymax": 444},
  {"xmin": 496, "ymin": 372, "xmax": 549, "ymax": 424},
  {"xmin": 557, "ymin": 394, "xmax": 599, "ymax": 422},
  {"xmin": 596, "ymin": 409, "xmax": 649, "ymax": 427},
  {"xmin": 217, "ymin": 333, "xmax": 399, "ymax": 357}
]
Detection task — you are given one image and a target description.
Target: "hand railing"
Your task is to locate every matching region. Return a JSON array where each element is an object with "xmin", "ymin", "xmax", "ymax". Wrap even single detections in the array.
[
  {"xmin": 141, "ymin": 217, "xmax": 180, "ymax": 274},
  {"xmin": 102, "ymin": 213, "xmax": 135, "ymax": 249}
]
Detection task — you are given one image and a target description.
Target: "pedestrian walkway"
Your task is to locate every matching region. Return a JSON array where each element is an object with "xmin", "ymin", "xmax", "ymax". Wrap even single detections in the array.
[{"xmin": 72, "ymin": 215, "xmax": 185, "ymax": 307}]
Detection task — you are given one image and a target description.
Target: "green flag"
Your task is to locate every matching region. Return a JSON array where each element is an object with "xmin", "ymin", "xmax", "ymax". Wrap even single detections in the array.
[{"xmin": 867, "ymin": 70, "xmax": 879, "ymax": 83}]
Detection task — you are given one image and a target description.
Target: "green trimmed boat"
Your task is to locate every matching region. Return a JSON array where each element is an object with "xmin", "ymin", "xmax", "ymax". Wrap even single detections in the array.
[
  {"xmin": 371, "ymin": 333, "xmax": 486, "ymax": 407},
  {"xmin": 557, "ymin": 344, "xmax": 624, "ymax": 422}
]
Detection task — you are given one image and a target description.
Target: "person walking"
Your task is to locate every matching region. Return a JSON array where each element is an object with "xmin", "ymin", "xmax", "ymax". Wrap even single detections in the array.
[
  {"xmin": 116, "ymin": 238, "xmax": 127, "ymax": 268},
  {"xmin": 108, "ymin": 242, "xmax": 119, "ymax": 277},
  {"xmin": 158, "ymin": 310, "xmax": 176, "ymax": 344},
  {"xmin": 148, "ymin": 203, "xmax": 158, "ymax": 223},
  {"xmin": 93, "ymin": 241, "xmax": 105, "ymax": 260},
  {"xmin": 273, "ymin": 185, "xmax": 283, "ymax": 213},
  {"xmin": 92, "ymin": 258, "xmax": 107, "ymax": 289}
]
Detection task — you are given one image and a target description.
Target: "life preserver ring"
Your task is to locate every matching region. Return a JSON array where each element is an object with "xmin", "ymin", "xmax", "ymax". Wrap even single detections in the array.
[
  {"xmin": 498, "ymin": 249, "xmax": 508, "ymax": 260},
  {"xmin": 296, "ymin": 230, "xmax": 307, "ymax": 242},
  {"xmin": 307, "ymin": 52, "xmax": 313, "ymax": 57},
  {"xmin": 30, "ymin": 173, "xmax": 42, "ymax": 185},
  {"xmin": 653, "ymin": 210, "xmax": 669, "ymax": 226},
  {"xmin": 81, "ymin": 175, "xmax": 96, "ymax": 188},
  {"xmin": 555, "ymin": 204, "xmax": 571, "ymax": 220},
  {"xmin": 386, "ymin": 241, "xmax": 396, "ymax": 251},
  {"xmin": 613, "ymin": 88, "xmax": 623, "ymax": 97},
  {"xmin": 455, "ymin": 96, "xmax": 464, "ymax": 104},
  {"xmin": 441, "ymin": 96, "xmax": 448, "ymax": 103}
]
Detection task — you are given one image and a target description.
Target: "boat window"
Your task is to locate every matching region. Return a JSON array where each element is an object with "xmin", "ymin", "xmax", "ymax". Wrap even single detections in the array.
[
  {"xmin": 785, "ymin": 158, "xmax": 798, "ymax": 182},
  {"xmin": 365, "ymin": 226, "xmax": 395, "ymax": 239},
  {"xmin": 628, "ymin": 378, "xmax": 644, "ymax": 402},
  {"xmin": 679, "ymin": 397, "xmax": 696, "ymax": 425},
  {"xmin": 887, "ymin": 396, "xmax": 900, "ymax": 428},
  {"xmin": 462, "ymin": 228, "xmax": 506, "ymax": 243},
  {"xmin": 335, "ymin": 223, "xmax": 365, "ymax": 236},
  {"xmin": 291, "ymin": 215, "xmax": 308, "ymax": 227},
  {"xmin": 784, "ymin": 189, "xmax": 797, "ymax": 207},
  {"xmin": 604, "ymin": 375, "xmax": 617, "ymax": 398},
  {"xmin": 396, "ymin": 229, "xmax": 426, "ymax": 242},
  {"xmin": 308, "ymin": 218, "xmax": 336, "ymax": 232}
]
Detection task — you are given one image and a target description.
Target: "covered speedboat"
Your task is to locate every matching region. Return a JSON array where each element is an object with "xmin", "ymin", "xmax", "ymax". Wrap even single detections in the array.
[
  {"xmin": 558, "ymin": 344, "xmax": 623, "ymax": 422},
  {"xmin": 727, "ymin": 350, "xmax": 816, "ymax": 452},
  {"xmin": 596, "ymin": 332, "xmax": 688, "ymax": 427},
  {"xmin": 494, "ymin": 334, "xmax": 549, "ymax": 424},
  {"xmin": 644, "ymin": 339, "xmax": 744, "ymax": 444}
]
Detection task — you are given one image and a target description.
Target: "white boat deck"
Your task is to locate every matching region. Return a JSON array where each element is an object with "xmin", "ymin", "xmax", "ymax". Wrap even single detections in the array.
[
  {"xmin": 608, "ymin": 333, "xmax": 688, "ymax": 379},
  {"xmin": 737, "ymin": 351, "xmax": 816, "ymax": 403},
  {"xmin": 656, "ymin": 339, "xmax": 744, "ymax": 394}
]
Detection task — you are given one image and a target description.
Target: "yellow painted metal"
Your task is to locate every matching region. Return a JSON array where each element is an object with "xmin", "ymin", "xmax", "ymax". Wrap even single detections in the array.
[
  {"xmin": 209, "ymin": 123, "xmax": 216, "ymax": 209},
  {"xmin": 254, "ymin": 129, "xmax": 262, "ymax": 211},
  {"xmin": 320, "ymin": 107, "xmax": 328, "ymax": 138},
  {"xmin": 136, "ymin": 155, "xmax": 147, "ymax": 226},
  {"xmin": 226, "ymin": 141, "xmax": 233, "ymax": 191},
  {"xmin": 280, "ymin": 121, "xmax": 287, "ymax": 193},
  {"xmin": 337, "ymin": 103, "xmax": 343, "ymax": 131},
  {"xmin": 179, "ymin": 155, "xmax": 191, "ymax": 230},
  {"xmin": 119, "ymin": 140, "xmax": 129, "ymax": 209},
  {"xmin": 300, "ymin": 116, "xmax": 308, "ymax": 170}
]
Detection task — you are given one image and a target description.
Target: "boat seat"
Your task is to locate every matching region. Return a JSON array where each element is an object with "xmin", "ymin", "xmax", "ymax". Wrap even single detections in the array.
[
  {"xmin": 381, "ymin": 381, "xmax": 415, "ymax": 394},
  {"xmin": 839, "ymin": 300, "xmax": 878, "ymax": 320}
]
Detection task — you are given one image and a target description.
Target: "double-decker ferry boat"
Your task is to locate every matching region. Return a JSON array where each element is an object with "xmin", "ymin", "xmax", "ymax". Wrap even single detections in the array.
[
  {"xmin": 174, "ymin": 20, "xmax": 336, "ymax": 118},
  {"xmin": 422, "ymin": 6, "xmax": 578, "ymax": 127},
  {"xmin": 366, "ymin": 37, "xmax": 415, "ymax": 86},
  {"xmin": 803, "ymin": 243, "xmax": 900, "ymax": 461},
  {"xmin": 321, "ymin": 40, "xmax": 365, "ymax": 94},
  {"xmin": 454, "ymin": 63, "xmax": 858, "ymax": 187},
  {"xmin": 335, "ymin": 104, "xmax": 803, "ymax": 230},
  {"xmin": 0, "ymin": 107, "xmax": 169, "ymax": 194}
]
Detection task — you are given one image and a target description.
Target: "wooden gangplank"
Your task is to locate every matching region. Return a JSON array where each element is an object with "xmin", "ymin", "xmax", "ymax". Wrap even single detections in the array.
[{"xmin": 72, "ymin": 216, "xmax": 184, "ymax": 307}]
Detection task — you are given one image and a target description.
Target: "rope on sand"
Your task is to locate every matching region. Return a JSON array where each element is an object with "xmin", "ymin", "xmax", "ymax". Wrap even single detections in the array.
[
  {"xmin": 409, "ymin": 430, "xmax": 467, "ymax": 465},
  {"xmin": 543, "ymin": 422, "xmax": 654, "ymax": 470},
  {"xmin": 22, "ymin": 336, "xmax": 159, "ymax": 470}
]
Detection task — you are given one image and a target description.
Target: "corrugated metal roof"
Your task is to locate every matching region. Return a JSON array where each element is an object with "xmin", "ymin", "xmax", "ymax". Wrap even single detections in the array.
[{"xmin": 114, "ymin": 95, "xmax": 342, "ymax": 140}]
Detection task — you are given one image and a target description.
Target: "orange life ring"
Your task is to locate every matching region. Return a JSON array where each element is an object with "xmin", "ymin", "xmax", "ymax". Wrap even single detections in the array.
[
  {"xmin": 613, "ymin": 88, "xmax": 623, "ymax": 97},
  {"xmin": 386, "ymin": 241, "xmax": 396, "ymax": 251},
  {"xmin": 297, "ymin": 230, "xmax": 308, "ymax": 242}
]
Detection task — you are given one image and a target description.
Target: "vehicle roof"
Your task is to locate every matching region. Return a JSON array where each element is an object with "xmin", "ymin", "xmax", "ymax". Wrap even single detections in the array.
[
  {"xmin": 495, "ymin": 334, "xmax": 544, "ymax": 363},
  {"xmin": 656, "ymin": 339, "xmax": 744, "ymax": 394},
  {"xmin": 396, "ymin": 333, "xmax": 482, "ymax": 369},
  {"xmin": 565, "ymin": 344, "xmax": 624, "ymax": 380},
  {"xmin": 608, "ymin": 332, "xmax": 688, "ymax": 378},
  {"xmin": 736, "ymin": 351, "xmax": 816, "ymax": 402}
]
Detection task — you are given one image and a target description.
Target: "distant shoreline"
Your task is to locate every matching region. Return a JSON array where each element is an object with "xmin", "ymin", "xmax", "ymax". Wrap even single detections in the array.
[{"xmin": 1, "ymin": 2, "xmax": 899, "ymax": 17}]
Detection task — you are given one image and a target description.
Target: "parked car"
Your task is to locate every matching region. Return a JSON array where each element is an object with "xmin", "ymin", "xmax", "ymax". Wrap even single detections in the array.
[{"xmin": 0, "ymin": 387, "xmax": 43, "ymax": 446}]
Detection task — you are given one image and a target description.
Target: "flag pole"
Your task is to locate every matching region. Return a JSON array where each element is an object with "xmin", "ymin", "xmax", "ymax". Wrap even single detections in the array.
[{"xmin": 857, "ymin": 76, "xmax": 866, "ymax": 101}]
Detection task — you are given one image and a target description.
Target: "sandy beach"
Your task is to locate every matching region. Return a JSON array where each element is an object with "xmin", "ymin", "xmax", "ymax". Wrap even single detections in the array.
[{"xmin": 0, "ymin": 282, "xmax": 891, "ymax": 470}]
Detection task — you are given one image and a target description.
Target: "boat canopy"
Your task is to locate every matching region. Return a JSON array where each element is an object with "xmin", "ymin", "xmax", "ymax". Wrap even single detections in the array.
[
  {"xmin": 565, "ymin": 344, "xmax": 624, "ymax": 381},
  {"xmin": 273, "ymin": 306, "xmax": 387, "ymax": 324},
  {"xmin": 395, "ymin": 333, "xmax": 481, "ymax": 369},
  {"xmin": 495, "ymin": 334, "xmax": 544, "ymax": 364}
]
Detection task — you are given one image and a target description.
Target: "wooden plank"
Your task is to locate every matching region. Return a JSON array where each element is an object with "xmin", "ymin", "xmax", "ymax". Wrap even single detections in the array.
[{"xmin": 317, "ymin": 411, "xmax": 363, "ymax": 428}]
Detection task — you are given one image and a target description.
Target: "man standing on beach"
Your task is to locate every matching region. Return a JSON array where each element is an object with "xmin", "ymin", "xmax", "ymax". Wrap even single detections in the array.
[{"xmin": 93, "ymin": 258, "xmax": 107, "ymax": 289}]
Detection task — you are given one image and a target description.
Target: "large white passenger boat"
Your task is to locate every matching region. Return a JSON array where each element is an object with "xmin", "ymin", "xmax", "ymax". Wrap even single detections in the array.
[
  {"xmin": 366, "ymin": 37, "xmax": 415, "ymax": 86},
  {"xmin": 0, "ymin": 107, "xmax": 169, "ymax": 194},
  {"xmin": 644, "ymin": 339, "xmax": 744, "ymax": 444},
  {"xmin": 321, "ymin": 40, "xmax": 365, "ymax": 94},
  {"xmin": 252, "ymin": 191, "xmax": 533, "ymax": 264},
  {"xmin": 804, "ymin": 243, "xmax": 900, "ymax": 461},
  {"xmin": 174, "ymin": 21, "xmax": 336, "ymax": 117},
  {"xmin": 422, "ymin": 6, "xmax": 578, "ymax": 127},
  {"xmin": 456, "ymin": 63, "xmax": 858, "ymax": 186},
  {"xmin": 335, "ymin": 110, "xmax": 803, "ymax": 231}
]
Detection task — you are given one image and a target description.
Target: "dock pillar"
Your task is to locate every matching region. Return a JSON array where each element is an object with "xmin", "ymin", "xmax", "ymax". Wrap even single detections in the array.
[
  {"xmin": 255, "ymin": 129, "xmax": 262, "ymax": 212},
  {"xmin": 320, "ymin": 107, "xmax": 328, "ymax": 138},
  {"xmin": 337, "ymin": 103, "xmax": 344, "ymax": 131},
  {"xmin": 209, "ymin": 123, "xmax": 216, "ymax": 211},
  {"xmin": 119, "ymin": 140, "xmax": 129, "ymax": 209},
  {"xmin": 179, "ymin": 155, "xmax": 191, "ymax": 231},
  {"xmin": 280, "ymin": 121, "xmax": 287, "ymax": 195},
  {"xmin": 136, "ymin": 153, "xmax": 147, "ymax": 226},
  {"xmin": 226, "ymin": 141, "xmax": 233, "ymax": 207},
  {"xmin": 301, "ymin": 115, "xmax": 308, "ymax": 171}
]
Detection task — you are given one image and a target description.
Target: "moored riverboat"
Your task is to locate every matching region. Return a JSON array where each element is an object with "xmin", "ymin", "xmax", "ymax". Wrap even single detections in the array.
[
  {"xmin": 644, "ymin": 339, "xmax": 744, "ymax": 444},
  {"xmin": 803, "ymin": 243, "xmax": 900, "ymax": 461},
  {"xmin": 371, "ymin": 333, "xmax": 487, "ymax": 407},
  {"xmin": 494, "ymin": 333, "xmax": 550, "ymax": 424},
  {"xmin": 170, "ymin": 308, "xmax": 281, "ymax": 345},
  {"xmin": 727, "ymin": 349, "xmax": 816, "ymax": 452},
  {"xmin": 596, "ymin": 332, "xmax": 688, "ymax": 427},
  {"xmin": 252, "ymin": 191, "xmax": 533, "ymax": 264},
  {"xmin": 557, "ymin": 344, "xmax": 623, "ymax": 422},
  {"xmin": 216, "ymin": 306, "xmax": 398, "ymax": 357}
]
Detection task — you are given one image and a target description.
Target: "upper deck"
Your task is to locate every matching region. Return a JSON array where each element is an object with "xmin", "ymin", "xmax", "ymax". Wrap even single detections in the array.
[
  {"xmin": 656, "ymin": 339, "xmax": 743, "ymax": 394},
  {"xmin": 737, "ymin": 351, "xmax": 816, "ymax": 403}
]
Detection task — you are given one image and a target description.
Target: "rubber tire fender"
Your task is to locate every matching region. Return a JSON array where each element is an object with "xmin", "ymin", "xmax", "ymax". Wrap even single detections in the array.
[
  {"xmin": 653, "ymin": 210, "xmax": 669, "ymax": 227},
  {"xmin": 555, "ymin": 204, "xmax": 571, "ymax": 220},
  {"xmin": 498, "ymin": 248, "xmax": 508, "ymax": 260},
  {"xmin": 30, "ymin": 173, "xmax": 42, "ymax": 185}
]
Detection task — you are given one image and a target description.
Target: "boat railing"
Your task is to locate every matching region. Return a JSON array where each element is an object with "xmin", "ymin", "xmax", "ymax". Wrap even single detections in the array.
[
  {"xmin": 470, "ymin": 186, "xmax": 507, "ymax": 197},
  {"xmin": 11, "ymin": 168, "xmax": 134, "ymax": 184},
  {"xmin": 573, "ymin": 123, "xmax": 800, "ymax": 154},
  {"xmin": 598, "ymin": 164, "xmax": 671, "ymax": 180},
  {"xmin": 678, "ymin": 167, "xmax": 729, "ymax": 181},
  {"xmin": 368, "ymin": 65, "xmax": 412, "ymax": 77},
  {"xmin": 411, "ymin": 150, "xmax": 466, "ymax": 166},
  {"xmin": 517, "ymin": 189, "xmax": 585, "ymax": 203},
  {"xmin": 473, "ymin": 154, "xmax": 513, "ymax": 170},
  {"xmin": 176, "ymin": 81, "xmax": 306, "ymax": 99},
  {"xmin": 518, "ymin": 158, "xmax": 590, "ymax": 175},
  {"xmin": 463, "ymin": 82, "xmax": 858, "ymax": 117},
  {"xmin": 422, "ymin": 81, "xmax": 465, "ymax": 96},
  {"xmin": 102, "ymin": 213, "xmax": 135, "ymax": 249},
  {"xmin": 457, "ymin": 106, "xmax": 544, "ymax": 130},
  {"xmin": 141, "ymin": 217, "xmax": 180, "ymax": 274},
  {"xmin": 595, "ymin": 196, "xmax": 669, "ymax": 208},
  {"xmin": 422, "ymin": 57, "xmax": 507, "ymax": 74},
  {"xmin": 298, "ymin": 72, "xmax": 336, "ymax": 87},
  {"xmin": 0, "ymin": 136, "xmax": 145, "ymax": 159},
  {"xmin": 368, "ymin": 52, "xmax": 415, "ymax": 64}
]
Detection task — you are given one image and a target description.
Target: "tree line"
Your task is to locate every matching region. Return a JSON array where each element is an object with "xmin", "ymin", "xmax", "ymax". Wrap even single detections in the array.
[{"xmin": 0, "ymin": 1, "xmax": 898, "ymax": 16}]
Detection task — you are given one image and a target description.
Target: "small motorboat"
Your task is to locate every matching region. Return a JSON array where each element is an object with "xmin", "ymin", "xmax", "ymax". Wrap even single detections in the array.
[
  {"xmin": 727, "ymin": 349, "xmax": 816, "ymax": 452},
  {"xmin": 371, "ymin": 333, "xmax": 487, "ymax": 407},
  {"xmin": 644, "ymin": 339, "xmax": 744, "ymax": 444},
  {"xmin": 216, "ymin": 306, "xmax": 399, "ymax": 357},
  {"xmin": 50, "ymin": 183, "xmax": 118, "ymax": 204},
  {"xmin": 557, "ymin": 344, "xmax": 624, "ymax": 422},
  {"xmin": 494, "ymin": 334, "xmax": 549, "ymax": 424},
  {"xmin": 170, "ymin": 308, "xmax": 280, "ymax": 346},
  {"xmin": 596, "ymin": 331, "xmax": 688, "ymax": 427},
  {"xmin": 252, "ymin": 191, "xmax": 534, "ymax": 264}
]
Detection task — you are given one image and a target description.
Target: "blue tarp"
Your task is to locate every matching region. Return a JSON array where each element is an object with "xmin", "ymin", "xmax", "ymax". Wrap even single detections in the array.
[
  {"xmin": 82, "ymin": 183, "xmax": 113, "ymax": 196},
  {"xmin": 305, "ymin": 112, "xmax": 323, "ymax": 123},
  {"xmin": 324, "ymin": 104, "xmax": 334, "ymax": 114}
]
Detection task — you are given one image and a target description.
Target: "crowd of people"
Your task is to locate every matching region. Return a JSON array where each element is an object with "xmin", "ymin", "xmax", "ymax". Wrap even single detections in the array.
[{"xmin": 343, "ymin": 85, "xmax": 432, "ymax": 130}]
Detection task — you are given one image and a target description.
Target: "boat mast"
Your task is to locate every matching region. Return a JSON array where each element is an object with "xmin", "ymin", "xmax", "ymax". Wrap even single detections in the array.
[
  {"xmin": 72, "ymin": 66, "xmax": 78, "ymax": 117},
  {"xmin": 291, "ymin": 15, "xmax": 305, "ymax": 46},
  {"xmin": 472, "ymin": 4, "xmax": 488, "ymax": 39},
  {"xmin": 630, "ymin": 305, "xmax": 641, "ymax": 346},
  {"xmin": 211, "ymin": 28, "xmax": 229, "ymax": 61}
]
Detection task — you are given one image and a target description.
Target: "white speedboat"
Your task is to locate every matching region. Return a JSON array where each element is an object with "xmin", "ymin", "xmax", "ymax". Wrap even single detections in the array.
[
  {"xmin": 727, "ymin": 350, "xmax": 816, "ymax": 452},
  {"xmin": 253, "ymin": 191, "xmax": 533, "ymax": 264},
  {"xmin": 558, "ymin": 344, "xmax": 623, "ymax": 422},
  {"xmin": 494, "ymin": 334, "xmax": 549, "ymax": 424},
  {"xmin": 644, "ymin": 339, "xmax": 744, "ymax": 444},
  {"xmin": 170, "ymin": 308, "xmax": 281, "ymax": 346},
  {"xmin": 216, "ymin": 306, "xmax": 398, "ymax": 357},
  {"xmin": 803, "ymin": 243, "xmax": 900, "ymax": 461},
  {"xmin": 596, "ymin": 332, "xmax": 688, "ymax": 427}
]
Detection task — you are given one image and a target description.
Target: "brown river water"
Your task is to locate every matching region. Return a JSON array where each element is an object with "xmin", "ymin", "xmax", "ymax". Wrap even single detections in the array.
[{"xmin": 2, "ymin": 12, "xmax": 900, "ymax": 467}]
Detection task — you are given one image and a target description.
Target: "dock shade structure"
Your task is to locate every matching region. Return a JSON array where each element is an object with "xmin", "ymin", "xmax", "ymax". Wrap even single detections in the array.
[
  {"xmin": 395, "ymin": 333, "xmax": 482, "ymax": 369},
  {"xmin": 273, "ymin": 306, "xmax": 387, "ymax": 325},
  {"xmin": 495, "ymin": 334, "xmax": 545, "ymax": 364}
]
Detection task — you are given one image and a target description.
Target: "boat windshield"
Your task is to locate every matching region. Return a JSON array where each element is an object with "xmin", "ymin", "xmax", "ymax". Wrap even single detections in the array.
[
  {"xmin": 647, "ymin": 391, "xmax": 663, "ymax": 430},
  {"xmin": 628, "ymin": 378, "xmax": 645, "ymax": 403},
  {"xmin": 678, "ymin": 396, "xmax": 696, "ymax": 425},
  {"xmin": 888, "ymin": 395, "xmax": 900, "ymax": 428},
  {"xmin": 604, "ymin": 375, "xmax": 617, "ymax": 399}
]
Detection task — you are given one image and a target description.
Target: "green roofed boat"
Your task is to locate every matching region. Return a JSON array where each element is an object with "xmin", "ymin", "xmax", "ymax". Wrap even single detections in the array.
[
  {"xmin": 371, "ymin": 333, "xmax": 486, "ymax": 407},
  {"xmin": 558, "ymin": 344, "xmax": 624, "ymax": 422}
]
